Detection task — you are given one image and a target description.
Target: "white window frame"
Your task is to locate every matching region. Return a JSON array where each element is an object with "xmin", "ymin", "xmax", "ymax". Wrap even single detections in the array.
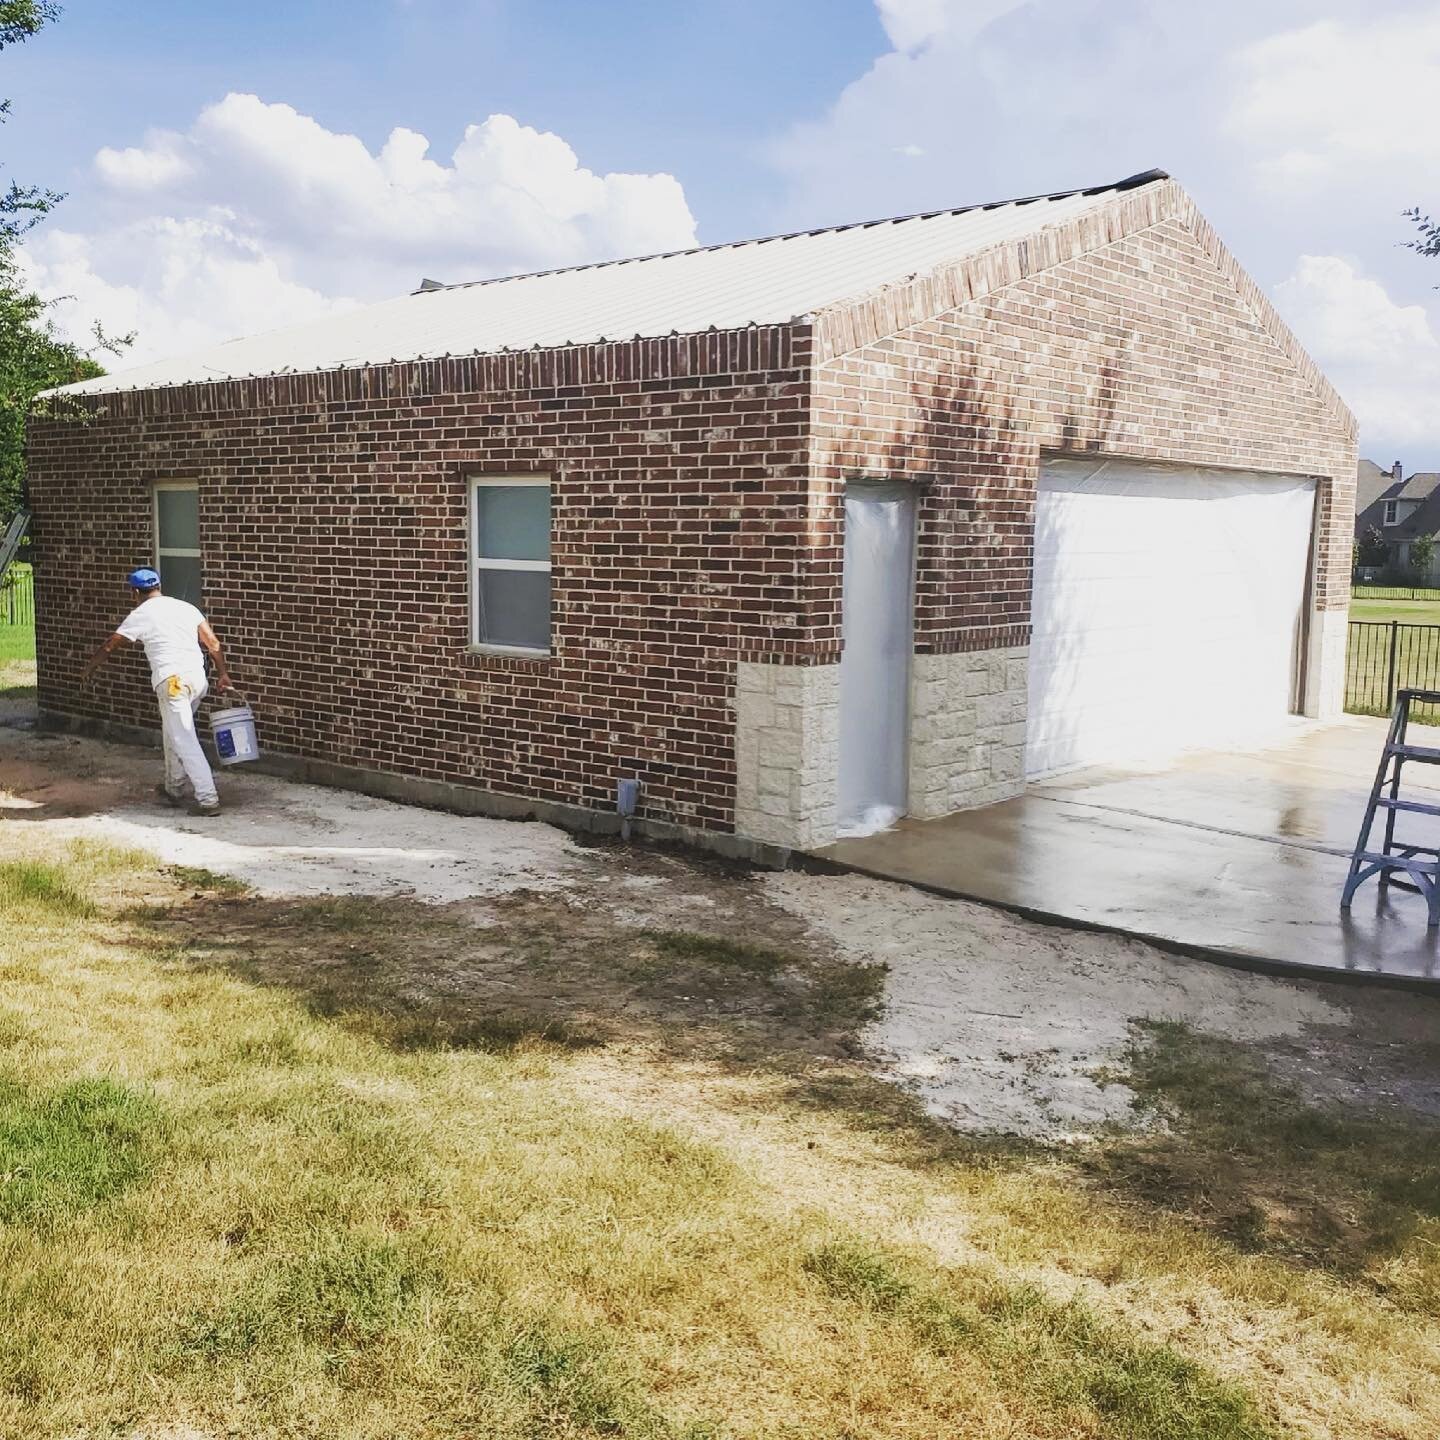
[
  {"xmin": 469, "ymin": 475, "xmax": 552, "ymax": 657},
  {"xmin": 153, "ymin": 482, "xmax": 201, "ymax": 599},
  {"xmin": 1384, "ymin": 500, "xmax": 1399, "ymax": 525}
]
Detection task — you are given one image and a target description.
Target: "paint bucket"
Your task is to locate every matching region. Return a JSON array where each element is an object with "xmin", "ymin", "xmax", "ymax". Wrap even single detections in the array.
[{"xmin": 209, "ymin": 693, "xmax": 259, "ymax": 766}]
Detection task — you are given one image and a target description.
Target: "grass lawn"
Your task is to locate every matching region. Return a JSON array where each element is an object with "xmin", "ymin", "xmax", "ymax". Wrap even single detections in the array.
[
  {"xmin": 1346, "ymin": 601, "xmax": 1440, "ymax": 716},
  {"xmin": 0, "ymin": 561, "xmax": 34, "ymax": 685},
  {"xmin": 0, "ymin": 837, "xmax": 1439, "ymax": 1436},
  {"xmin": 0, "ymin": 620, "xmax": 33, "ymax": 667},
  {"xmin": 1349, "ymin": 598, "xmax": 1440, "ymax": 625},
  {"xmin": 0, "ymin": 563, "xmax": 36, "ymax": 703}
]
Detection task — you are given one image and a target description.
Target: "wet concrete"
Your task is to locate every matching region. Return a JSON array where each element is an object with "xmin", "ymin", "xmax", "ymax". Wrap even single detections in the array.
[{"xmin": 817, "ymin": 718, "xmax": 1440, "ymax": 988}]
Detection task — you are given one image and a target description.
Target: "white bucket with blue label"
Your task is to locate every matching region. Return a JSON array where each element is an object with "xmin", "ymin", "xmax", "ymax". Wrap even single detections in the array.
[{"xmin": 209, "ymin": 693, "xmax": 260, "ymax": 766}]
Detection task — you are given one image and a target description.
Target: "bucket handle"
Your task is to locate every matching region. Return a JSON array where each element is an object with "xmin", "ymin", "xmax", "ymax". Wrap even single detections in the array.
[{"xmin": 214, "ymin": 686, "xmax": 246, "ymax": 705}]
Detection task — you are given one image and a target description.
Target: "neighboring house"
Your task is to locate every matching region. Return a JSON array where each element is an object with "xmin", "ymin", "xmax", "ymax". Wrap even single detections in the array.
[
  {"xmin": 29, "ymin": 170, "xmax": 1356, "ymax": 855},
  {"xmin": 1354, "ymin": 461, "xmax": 1440, "ymax": 581}
]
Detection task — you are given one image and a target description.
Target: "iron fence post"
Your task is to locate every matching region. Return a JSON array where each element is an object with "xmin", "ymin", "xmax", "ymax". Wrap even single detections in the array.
[{"xmin": 1386, "ymin": 620, "xmax": 1399, "ymax": 709}]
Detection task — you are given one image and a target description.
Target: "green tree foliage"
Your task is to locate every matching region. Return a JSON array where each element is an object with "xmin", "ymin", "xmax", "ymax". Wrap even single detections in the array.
[
  {"xmin": 1358, "ymin": 525, "xmax": 1390, "ymax": 569},
  {"xmin": 0, "ymin": 2, "xmax": 127, "ymax": 528},
  {"xmin": 1, "ymin": 2, "xmax": 62, "ymax": 240},
  {"xmin": 1405, "ymin": 207, "xmax": 1440, "ymax": 262},
  {"xmin": 1409, "ymin": 531, "xmax": 1436, "ymax": 580}
]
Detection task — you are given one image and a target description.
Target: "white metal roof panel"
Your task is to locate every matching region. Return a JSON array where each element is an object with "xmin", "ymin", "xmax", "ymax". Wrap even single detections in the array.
[{"xmin": 51, "ymin": 173, "xmax": 1168, "ymax": 396}]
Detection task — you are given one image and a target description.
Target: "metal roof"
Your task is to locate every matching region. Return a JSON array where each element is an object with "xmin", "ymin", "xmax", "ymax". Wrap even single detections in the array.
[{"xmin": 51, "ymin": 170, "xmax": 1169, "ymax": 397}]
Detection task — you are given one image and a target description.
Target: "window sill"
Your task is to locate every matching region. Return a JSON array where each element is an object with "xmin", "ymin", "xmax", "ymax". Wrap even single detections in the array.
[{"xmin": 466, "ymin": 644, "xmax": 553, "ymax": 661}]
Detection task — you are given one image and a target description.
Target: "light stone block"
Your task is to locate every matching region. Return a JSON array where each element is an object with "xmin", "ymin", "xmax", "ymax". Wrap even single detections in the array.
[
  {"xmin": 909, "ymin": 645, "xmax": 1029, "ymax": 819},
  {"xmin": 1304, "ymin": 608, "xmax": 1347, "ymax": 720},
  {"xmin": 734, "ymin": 659, "xmax": 841, "ymax": 851}
]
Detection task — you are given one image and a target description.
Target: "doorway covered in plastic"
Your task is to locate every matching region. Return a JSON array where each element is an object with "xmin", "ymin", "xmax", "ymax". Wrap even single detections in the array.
[
  {"xmin": 1026, "ymin": 456, "xmax": 1317, "ymax": 778},
  {"xmin": 837, "ymin": 481, "xmax": 916, "ymax": 837}
]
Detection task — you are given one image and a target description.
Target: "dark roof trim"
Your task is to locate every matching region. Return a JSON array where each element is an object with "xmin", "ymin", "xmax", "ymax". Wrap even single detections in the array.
[{"xmin": 411, "ymin": 169, "xmax": 1174, "ymax": 297}]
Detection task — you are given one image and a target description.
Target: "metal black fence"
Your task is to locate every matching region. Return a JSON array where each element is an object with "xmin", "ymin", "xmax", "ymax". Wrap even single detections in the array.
[
  {"xmin": 0, "ymin": 568, "xmax": 32, "ymax": 628},
  {"xmin": 1352, "ymin": 584, "xmax": 1440, "ymax": 602},
  {"xmin": 1347, "ymin": 621, "xmax": 1440, "ymax": 722}
]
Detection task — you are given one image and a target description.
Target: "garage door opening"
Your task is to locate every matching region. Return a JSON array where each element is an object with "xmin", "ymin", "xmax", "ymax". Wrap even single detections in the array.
[{"xmin": 1026, "ymin": 456, "xmax": 1316, "ymax": 779}]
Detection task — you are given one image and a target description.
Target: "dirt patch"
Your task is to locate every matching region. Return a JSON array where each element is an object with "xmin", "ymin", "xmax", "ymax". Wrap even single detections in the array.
[
  {"xmin": 134, "ymin": 865, "xmax": 887, "ymax": 1075},
  {"xmin": 1085, "ymin": 1020, "xmax": 1440, "ymax": 1310},
  {"xmin": 765, "ymin": 871, "xmax": 1353, "ymax": 1136},
  {"xmin": 7, "ymin": 721, "xmax": 1440, "ymax": 1144}
]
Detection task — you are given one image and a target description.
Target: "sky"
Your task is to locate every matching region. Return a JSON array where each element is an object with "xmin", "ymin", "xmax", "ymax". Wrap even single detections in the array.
[{"xmin": 9, "ymin": 0, "xmax": 1440, "ymax": 469}]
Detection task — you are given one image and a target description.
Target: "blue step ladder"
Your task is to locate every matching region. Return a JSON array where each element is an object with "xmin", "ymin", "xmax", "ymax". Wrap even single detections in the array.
[{"xmin": 1341, "ymin": 687, "xmax": 1440, "ymax": 927}]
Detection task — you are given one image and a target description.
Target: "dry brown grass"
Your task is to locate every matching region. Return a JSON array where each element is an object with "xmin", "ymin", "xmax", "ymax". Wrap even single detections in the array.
[{"xmin": 0, "ymin": 830, "xmax": 1438, "ymax": 1438}]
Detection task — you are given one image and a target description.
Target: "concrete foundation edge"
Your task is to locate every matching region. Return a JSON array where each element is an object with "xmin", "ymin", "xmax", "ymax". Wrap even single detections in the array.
[
  {"xmin": 810, "ymin": 850, "xmax": 1440, "ymax": 994},
  {"xmin": 37, "ymin": 708, "xmax": 794, "ymax": 871}
]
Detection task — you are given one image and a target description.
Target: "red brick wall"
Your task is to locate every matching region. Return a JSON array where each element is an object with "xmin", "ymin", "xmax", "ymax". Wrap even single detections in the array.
[
  {"xmin": 806, "ymin": 209, "xmax": 1357, "ymax": 658},
  {"xmin": 28, "ymin": 330, "xmax": 811, "ymax": 832},
  {"xmin": 28, "ymin": 192, "xmax": 1357, "ymax": 838}
]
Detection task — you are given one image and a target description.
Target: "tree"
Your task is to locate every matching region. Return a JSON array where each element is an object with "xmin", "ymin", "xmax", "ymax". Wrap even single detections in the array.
[
  {"xmin": 0, "ymin": 2, "xmax": 127, "ymax": 531},
  {"xmin": 1405, "ymin": 207, "xmax": 1440, "ymax": 262},
  {"xmin": 1, "ymin": 3, "xmax": 63, "ymax": 245},
  {"xmin": 1409, "ymin": 532, "xmax": 1435, "ymax": 581},
  {"xmin": 1358, "ymin": 525, "xmax": 1389, "ymax": 569}
]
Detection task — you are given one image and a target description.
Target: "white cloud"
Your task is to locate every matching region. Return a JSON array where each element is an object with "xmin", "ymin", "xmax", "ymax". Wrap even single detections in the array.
[
  {"xmin": 94, "ymin": 132, "xmax": 194, "ymax": 191},
  {"xmin": 768, "ymin": 0, "xmax": 1440, "ymax": 465},
  {"xmin": 18, "ymin": 217, "xmax": 356, "ymax": 368},
  {"xmin": 23, "ymin": 95, "xmax": 697, "ymax": 367},
  {"xmin": 1228, "ymin": 13, "xmax": 1440, "ymax": 192},
  {"xmin": 1276, "ymin": 255, "xmax": 1440, "ymax": 449},
  {"xmin": 875, "ymin": 0, "xmax": 1027, "ymax": 51}
]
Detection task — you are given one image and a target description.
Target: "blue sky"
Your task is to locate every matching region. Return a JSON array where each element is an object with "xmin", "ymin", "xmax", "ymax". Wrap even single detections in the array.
[{"xmin": 13, "ymin": 0, "xmax": 1440, "ymax": 467}]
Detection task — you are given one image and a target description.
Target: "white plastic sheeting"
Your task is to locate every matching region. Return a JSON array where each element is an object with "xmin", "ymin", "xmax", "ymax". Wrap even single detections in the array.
[
  {"xmin": 1026, "ymin": 457, "xmax": 1316, "ymax": 778},
  {"xmin": 838, "ymin": 483, "xmax": 916, "ymax": 837}
]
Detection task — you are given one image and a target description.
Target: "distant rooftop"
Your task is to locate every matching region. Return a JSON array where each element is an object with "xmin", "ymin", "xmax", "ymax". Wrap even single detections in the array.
[{"xmin": 50, "ymin": 170, "xmax": 1170, "ymax": 397}]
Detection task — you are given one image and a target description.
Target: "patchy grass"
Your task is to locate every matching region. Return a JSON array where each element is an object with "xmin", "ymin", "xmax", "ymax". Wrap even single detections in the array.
[
  {"xmin": 0, "ymin": 858, "xmax": 96, "ymax": 918},
  {"xmin": 0, "ymin": 1076, "xmax": 168, "ymax": 1228},
  {"xmin": 2, "ymin": 836, "xmax": 1440, "ymax": 1435},
  {"xmin": 163, "ymin": 865, "xmax": 252, "ymax": 897},
  {"xmin": 806, "ymin": 1241, "xmax": 1276, "ymax": 1439},
  {"xmin": 1089, "ymin": 1020, "xmax": 1440, "ymax": 1312},
  {"xmin": 643, "ymin": 929, "xmax": 792, "ymax": 976},
  {"xmin": 136, "ymin": 893, "xmax": 888, "ymax": 1071}
]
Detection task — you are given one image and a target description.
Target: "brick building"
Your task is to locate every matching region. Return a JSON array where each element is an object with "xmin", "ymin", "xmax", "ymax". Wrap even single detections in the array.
[{"xmin": 30, "ymin": 170, "xmax": 1357, "ymax": 857}]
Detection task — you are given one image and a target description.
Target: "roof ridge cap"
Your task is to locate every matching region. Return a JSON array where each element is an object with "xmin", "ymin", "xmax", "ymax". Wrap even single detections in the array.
[{"xmin": 412, "ymin": 170, "xmax": 1173, "ymax": 296}]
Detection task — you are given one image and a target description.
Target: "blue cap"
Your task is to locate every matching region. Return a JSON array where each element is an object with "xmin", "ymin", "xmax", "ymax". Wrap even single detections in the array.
[{"xmin": 127, "ymin": 567, "xmax": 161, "ymax": 591}]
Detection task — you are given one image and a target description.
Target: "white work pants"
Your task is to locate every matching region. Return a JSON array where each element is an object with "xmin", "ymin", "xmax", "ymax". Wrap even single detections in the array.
[{"xmin": 156, "ymin": 671, "xmax": 218, "ymax": 806}]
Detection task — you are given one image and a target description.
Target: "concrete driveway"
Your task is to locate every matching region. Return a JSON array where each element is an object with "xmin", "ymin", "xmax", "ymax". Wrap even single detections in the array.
[{"xmin": 818, "ymin": 718, "xmax": 1440, "ymax": 987}]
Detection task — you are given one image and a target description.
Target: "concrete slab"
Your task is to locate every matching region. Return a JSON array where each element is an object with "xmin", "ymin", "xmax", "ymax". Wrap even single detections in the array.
[{"xmin": 816, "ymin": 718, "xmax": 1440, "ymax": 987}]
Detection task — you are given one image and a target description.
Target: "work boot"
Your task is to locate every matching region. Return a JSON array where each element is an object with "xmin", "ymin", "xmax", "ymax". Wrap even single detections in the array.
[
  {"xmin": 188, "ymin": 801, "xmax": 221, "ymax": 818},
  {"xmin": 155, "ymin": 784, "xmax": 184, "ymax": 808}
]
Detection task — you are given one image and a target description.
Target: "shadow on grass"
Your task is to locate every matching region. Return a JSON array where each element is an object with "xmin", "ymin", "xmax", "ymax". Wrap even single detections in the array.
[
  {"xmin": 118, "ymin": 877, "xmax": 1058, "ymax": 1177},
  {"xmin": 119, "ymin": 869, "xmax": 1440, "ymax": 1313},
  {"xmin": 125, "ymin": 881, "xmax": 918, "ymax": 1117},
  {"xmin": 1087, "ymin": 1019, "xmax": 1440, "ymax": 1311}
]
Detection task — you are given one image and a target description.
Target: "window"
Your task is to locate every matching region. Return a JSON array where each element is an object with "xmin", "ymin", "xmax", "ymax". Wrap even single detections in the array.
[
  {"xmin": 154, "ymin": 483, "xmax": 202, "ymax": 606},
  {"xmin": 471, "ymin": 477, "xmax": 551, "ymax": 653},
  {"xmin": 1383, "ymin": 500, "xmax": 1398, "ymax": 524}
]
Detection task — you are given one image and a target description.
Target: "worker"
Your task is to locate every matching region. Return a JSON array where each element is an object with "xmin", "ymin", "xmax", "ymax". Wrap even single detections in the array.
[{"xmin": 81, "ymin": 567, "xmax": 234, "ymax": 817}]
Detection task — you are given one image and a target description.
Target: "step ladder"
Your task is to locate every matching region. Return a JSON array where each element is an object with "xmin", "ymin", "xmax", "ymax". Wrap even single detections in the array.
[
  {"xmin": 1341, "ymin": 687, "xmax": 1440, "ymax": 927},
  {"xmin": 0, "ymin": 508, "xmax": 29, "ymax": 585}
]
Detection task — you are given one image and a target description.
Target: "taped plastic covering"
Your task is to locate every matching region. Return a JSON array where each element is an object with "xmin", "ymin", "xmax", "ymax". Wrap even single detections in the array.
[
  {"xmin": 838, "ymin": 483, "xmax": 916, "ymax": 837},
  {"xmin": 1027, "ymin": 456, "xmax": 1317, "ymax": 778}
]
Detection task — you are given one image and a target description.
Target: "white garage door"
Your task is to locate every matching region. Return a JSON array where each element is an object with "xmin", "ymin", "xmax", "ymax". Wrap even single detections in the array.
[{"xmin": 1026, "ymin": 457, "xmax": 1316, "ymax": 779}]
